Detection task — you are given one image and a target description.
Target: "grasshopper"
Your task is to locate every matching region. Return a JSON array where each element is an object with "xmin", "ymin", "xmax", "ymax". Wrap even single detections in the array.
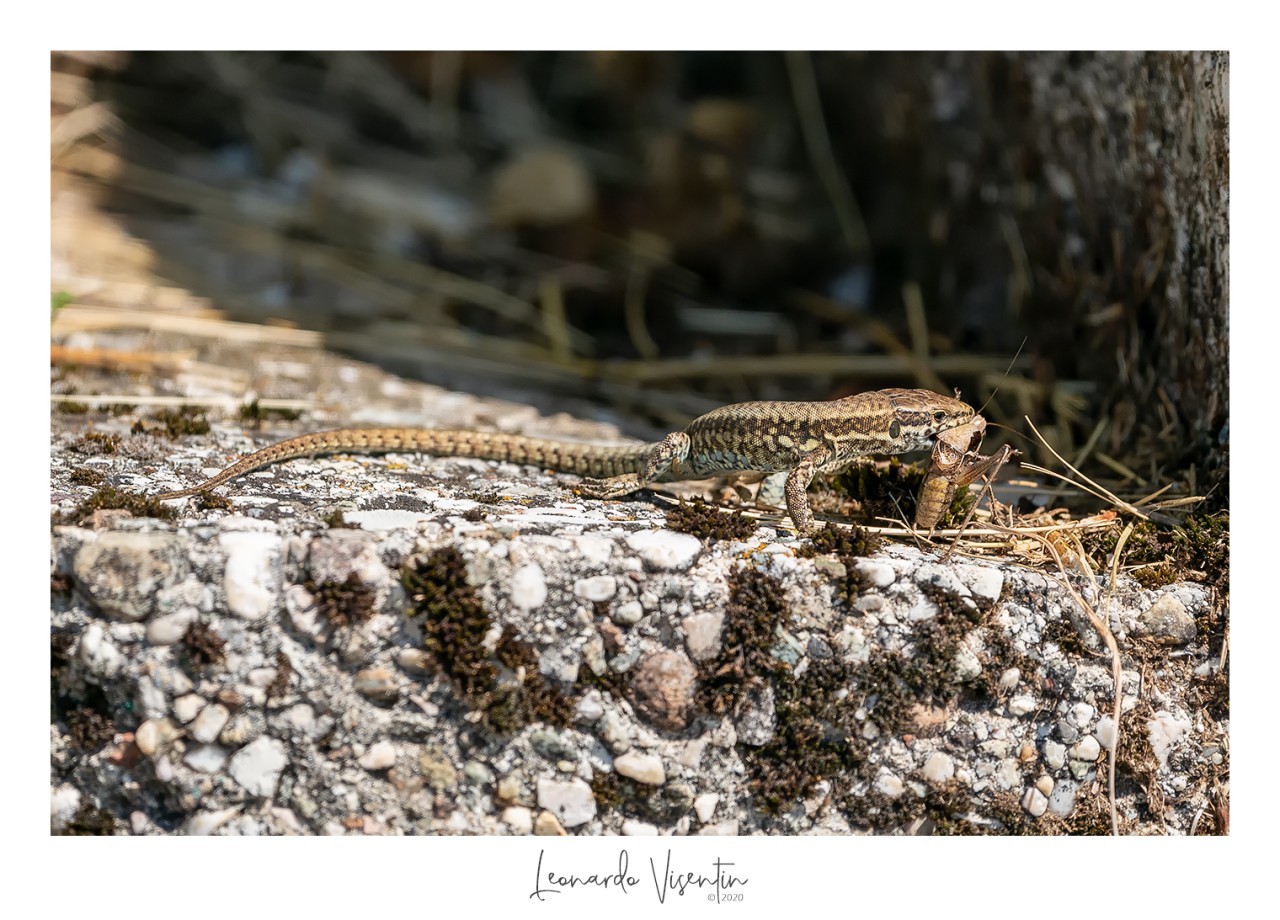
[{"xmin": 914, "ymin": 414, "xmax": 1017, "ymax": 534}]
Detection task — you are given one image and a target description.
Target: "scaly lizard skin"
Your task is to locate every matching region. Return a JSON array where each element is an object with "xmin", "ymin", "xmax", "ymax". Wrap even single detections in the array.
[{"xmin": 154, "ymin": 388, "xmax": 975, "ymax": 534}]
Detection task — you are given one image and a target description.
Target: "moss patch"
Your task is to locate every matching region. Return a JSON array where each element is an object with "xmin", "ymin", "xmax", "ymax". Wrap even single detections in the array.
[
  {"xmin": 181, "ymin": 620, "xmax": 226, "ymax": 670},
  {"xmin": 61, "ymin": 486, "xmax": 177, "ymax": 523},
  {"xmin": 402, "ymin": 548, "xmax": 573, "ymax": 733},
  {"xmin": 664, "ymin": 497, "xmax": 757, "ymax": 542},
  {"xmin": 307, "ymin": 574, "xmax": 377, "ymax": 629},
  {"xmin": 70, "ymin": 431, "xmax": 121, "ymax": 455}
]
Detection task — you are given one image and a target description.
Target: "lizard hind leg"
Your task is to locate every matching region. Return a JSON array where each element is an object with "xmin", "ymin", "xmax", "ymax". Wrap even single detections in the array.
[{"xmin": 578, "ymin": 431, "xmax": 691, "ymax": 500}]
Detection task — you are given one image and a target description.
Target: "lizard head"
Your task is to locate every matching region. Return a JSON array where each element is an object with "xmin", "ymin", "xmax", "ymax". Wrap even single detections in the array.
[{"xmin": 877, "ymin": 388, "xmax": 975, "ymax": 452}]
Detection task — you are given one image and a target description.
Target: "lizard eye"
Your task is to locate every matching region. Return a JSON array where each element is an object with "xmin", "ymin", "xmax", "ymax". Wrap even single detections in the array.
[{"xmin": 933, "ymin": 410, "xmax": 947, "ymax": 422}]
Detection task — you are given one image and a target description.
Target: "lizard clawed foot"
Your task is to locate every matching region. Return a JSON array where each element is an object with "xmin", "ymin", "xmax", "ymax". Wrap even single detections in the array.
[{"xmin": 577, "ymin": 473, "xmax": 644, "ymax": 500}]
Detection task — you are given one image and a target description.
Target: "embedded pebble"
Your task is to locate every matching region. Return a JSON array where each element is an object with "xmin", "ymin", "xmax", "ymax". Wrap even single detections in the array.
[
  {"xmin": 1072, "ymin": 736, "xmax": 1101, "ymax": 762},
  {"xmin": 575, "ymin": 692, "xmax": 605, "ymax": 723},
  {"xmin": 625, "ymin": 530, "xmax": 702, "ymax": 571},
  {"xmin": 72, "ymin": 532, "xmax": 184, "ymax": 621},
  {"xmin": 612, "ymin": 600, "xmax": 644, "ymax": 626},
  {"xmin": 1135, "ymin": 594, "xmax": 1197, "ymax": 645},
  {"xmin": 614, "ymin": 751, "xmax": 666, "ymax": 786},
  {"xmin": 535, "ymin": 811, "xmax": 567, "ymax": 836},
  {"xmin": 464, "ymin": 761, "xmax": 495, "ymax": 785},
  {"xmin": 1069, "ymin": 703, "xmax": 1095, "ymax": 726},
  {"xmin": 508, "ymin": 564, "xmax": 547, "ymax": 611},
  {"xmin": 875, "ymin": 772, "xmax": 905, "ymax": 798},
  {"xmin": 622, "ymin": 819, "xmax": 659, "ymax": 835},
  {"xmin": 228, "ymin": 736, "xmax": 288, "ymax": 796},
  {"xmin": 1035, "ymin": 775, "xmax": 1054, "ymax": 797},
  {"xmin": 699, "ymin": 820, "xmax": 740, "ymax": 836},
  {"xmin": 359, "ymin": 741, "xmax": 397, "ymax": 771},
  {"xmin": 419, "ymin": 749, "xmax": 458, "ymax": 791},
  {"xmin": 502, "ymin": 806, "xmax": 533, "ymax": 833},
  {"xmin": 219, "ymin": 531, "xmax": 282, "ymax": 621},
  {"xmin": 219, "ymin": 711, "xmax": 264, "ymax": 747},
  {"xmin": 354, "ymin": 667, "xmax": 399, "ymax": 703},
  {"xmin": 529, "ymin": 730, "xmax": 575, "ymax": 762},
  {"xmin": 185, "ymin": 743, "xmax": 229, "ymax": 773},
  {"xmin": 1007, "ymin": 695, "xmax": 1036, "ymax": 716},
  {"xmin": 922, "ymin": 752, "xmax": 955, "ymax": 784},
  {"xmin": 627, "ymin": 649, "xmax": 697, "ymax": 731},
  {"xmin": 693, "ymin": 793, "xmax": 719, "ymax": 823},
  {"xmin": 1048, "ymin": 779, "xmax": 1078, "ymax": 817},
  {"xmin": 1021, "ymin": 787, "xmax": 1048, "ymax": 817},
  {"xmin": 682, "ymin": 611, "xmax": 724, "ymax": 661},
  {"xmin": 536, "ymin": 777, "xmax": 597, "ymax": 828},
  {"xmin": 188, "ymin": 806, "xmax": 241, "ymax": 836},
  {"xmin": 998, "ymin": 668, "xmax": 1021, "ymax": 691},
  {"xmin": 173, "ymin": 693, "xmax": 205, "ymax": 724},
  {"xmin": 189, "ymin": 703, "xmax": 231, "ymax": 744},
  {"xmin": 574, "ymin": 574, "xmax": 617, "ymax": 602},
  {"xmin": 1043, "ymin": 740, "xmax": 1067, "ymax": 771},
  {"xmin": 958, "ymin": 565, "xmax": 1004, "ymax": 603},
  {"xmin": 146, "ymin": 608, "xmax": 197, "ymax": 645},
  {"xmin": 1096, "ymin": 716, "xmax": 1118, "ymax": 751},
  {"xmin": 77, "ymin": 624, "xmax": 124, "ymax": 677},
  {"xmin": 51, "ymin": 785, "xmax": 82, "ymax": 830},
  {"xmin": 855, "ymin": 559, "xmax": 896, "ymax": 588},
  {"xmin": 1148, "ymin": 710, "xmax": 1193, "ymax": 769}
]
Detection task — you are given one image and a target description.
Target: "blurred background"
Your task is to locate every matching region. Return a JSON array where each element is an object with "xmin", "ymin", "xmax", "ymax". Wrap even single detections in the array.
[{"xmin": 50, "ymin": 51, "xmax": 1229, "ymax": 509}]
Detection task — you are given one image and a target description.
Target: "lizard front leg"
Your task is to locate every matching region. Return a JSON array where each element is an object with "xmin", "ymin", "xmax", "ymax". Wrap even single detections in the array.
[
  {"xmin": 783, "ymin": 453, "xmax": 826, "ymax": 535},
  {"xmin": 578, "ymin": 431, "xmax": 691, "ymax": 499}
]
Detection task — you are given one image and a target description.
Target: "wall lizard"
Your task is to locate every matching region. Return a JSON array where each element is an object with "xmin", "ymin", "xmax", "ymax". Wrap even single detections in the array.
[{"xmin": 153, "ymin": 387, "xmax": 975, "ymax": 534}]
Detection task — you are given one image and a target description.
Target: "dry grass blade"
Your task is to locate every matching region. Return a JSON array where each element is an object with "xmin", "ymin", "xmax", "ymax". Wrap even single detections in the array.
[{"xmin": 1023, "ymin": 416, "xmax": 1149, "ymax": 520}]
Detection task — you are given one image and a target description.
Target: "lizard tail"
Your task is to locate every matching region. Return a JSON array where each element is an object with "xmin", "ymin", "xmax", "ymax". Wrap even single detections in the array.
[{"xmin": 153, "ymin": 428, "xmax": 650, "ymax": 499}]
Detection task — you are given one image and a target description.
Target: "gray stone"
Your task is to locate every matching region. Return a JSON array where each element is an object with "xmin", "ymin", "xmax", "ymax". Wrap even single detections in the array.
[
  {"xmin": 73, "ymin": 532, "xmax": 185, "ymax": 621},
  {"xmin": 1135, "ymin": 594, "xmax": 1197, "ymax": 645},
  {"xmin": 536, "ymin": 777, "xmax": 597, "ymax": 828},
  {"xmin": 683, "ymin": 611, "xmax": 724, "ymax": 661},
  {"xmin": 627, "ymin": 649, "xmax": 697, "ymax": 732}
]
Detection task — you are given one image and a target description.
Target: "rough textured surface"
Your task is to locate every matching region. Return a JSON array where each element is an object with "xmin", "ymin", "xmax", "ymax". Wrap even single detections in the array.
[{"xmin": 50, "ymin": 349, "xmax": 1227, "ymax": 836}]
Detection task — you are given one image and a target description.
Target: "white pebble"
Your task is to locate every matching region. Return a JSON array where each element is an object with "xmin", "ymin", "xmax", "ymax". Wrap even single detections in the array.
[
  {"xmin": 1007, "ymin": 694, "xmax": 1036, "ymax": 716},
  {"xmin": 173, "ymin": 693, "xmax": 205, "ymax": 724},
  {"xmin": 614, "ymin": 751, "xmax": 666, "ymax": 786},
  {"xmin": 188, "ymin": 806, "xmax": 241, "ymax": 836},
  {"xmin": 536, "ymin": 777, "xmax": 597, "ymax": 828},
  {"xmin": 510, "ymin": 564, "xmax": 547, "ymax": 610},
  {"xmin": 77, "ymin": 624, "xmax": 124, "ymax": 677},
  {"xmin": 998, "ymin": 668, "xmax": 1021, "ymax": 691},
  {"xmin": 694, "ymin": 793, "xmax": 720, "ymax": 823},
  {"xmin": 51, "ymin": 785, "xmax": 82, "ymax": 830},
  {"xmin": 1070, "ymin": 702, "xmax": 1095, "ymax": 726},
  {"xmin": 1096, "ymin": 716, "xmax": 1117, "ymax": 751},
  {"xmin": 875, "ymin": 772, "xmax": 905, "ymax": 798},
  {"xmin": 1035, "ymin": 775, "xmax": 1055, "ymax": 797},
  {"xmin": 1147, "ymin": 710, "xmax": 1192, "ymax": 770},
  {"xmin": 922, "ymin": 752, "xmax": 955, "ymax": 784},
  {"xmin": 1043, "ymin": 740, "xmax": 1067, "ymax": 771},
  {"xmin": 146, "ymin": 608, "xmax": 197, "ymax": 645},
  {"xmin": 228, "ymin": 736, "xmax": 288, "ymax": 797},
  {"xmin": 612, "ymin": 600, "xmax": 644, "ymax": 625},
  {"xmin": 359, "ymin": 741, "xmax": 397, "ymax": 771},
  {"xmin": 1021, "ymin": 787, "xmax": 1048, "ymax": 817},
  {"xmin": 622, "ymin": 819, "xmax": 659, "ymax": 835},
  {"xmin": 1072, "ymin": 736, "xmax": 1101, "ymax": 762},
  {"xmin": 184, "ymin": 744, "xmax": 229, "ymax": 773},
  {"xmin": 189, "ymin": 704, "xmax": 231, "ymax": 744},
  {"xmin": 574, "ymin": 574, "xmax": 618, "ymax": 602},
  {"xmin": 625, "ymin": 530, "xmax": 702, "ymax": 571},
  {"xmin": 502, "ymin": 806, "xmax": 533, "ymax": 834},
  {"xmin": 220, "ymin": 531, "xmax": 282, "ymax": 621}
]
